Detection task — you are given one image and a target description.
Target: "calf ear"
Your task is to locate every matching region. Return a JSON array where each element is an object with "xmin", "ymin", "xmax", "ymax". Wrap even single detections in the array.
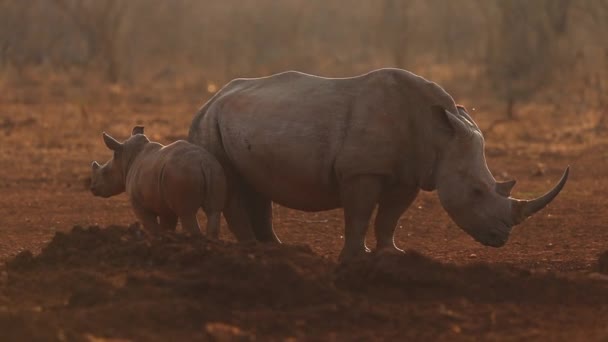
[
  {"xmin": 91, "ymin": 161, "xmax": 101, "ymax": 170},
  {"xmin": 103, "ymin": 132, "xmax": 123, "ymax": 152},
  {"xmin": 132, "ymin": 126, "xmax": 144, "ymax": 135},
  {"xmin": 430, "ymin": 105, "xmax": 472, "ymax": 136}
]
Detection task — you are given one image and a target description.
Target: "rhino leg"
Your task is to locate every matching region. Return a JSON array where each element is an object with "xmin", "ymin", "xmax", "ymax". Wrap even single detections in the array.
[
  {"xmin": 132, "ymin": 205, "xmax": 161, "ymax": 233},
  {"xmin": 222, "ymin": 192, "xmax": 257, "ymax": 242},
  {"xmin": 205, "ymin": 211, "xmax": 221, "ymax": 240},
  {"xmin": 159, "ymin": 214, "xmax": 178, "ymax": 231},
  {"xmin": 374, "ymin": 187, "xmax": 419, "ymax": 252},
  {"xmin": 244, "ymin": 191, "xmax": 280, "ymax": 243},
  {"xmin": 180, "ymin": 214, "xmax": 201, "ymax": 235},
  {"xmin": 339, "ymin": 175, "xmax": 383, "ymax": 262}
]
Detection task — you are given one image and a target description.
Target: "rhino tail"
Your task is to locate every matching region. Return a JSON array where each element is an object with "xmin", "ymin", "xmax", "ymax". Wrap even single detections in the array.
[{"xmin": 188, "ymin": 80, "xmax": 236, "ymax": 144}]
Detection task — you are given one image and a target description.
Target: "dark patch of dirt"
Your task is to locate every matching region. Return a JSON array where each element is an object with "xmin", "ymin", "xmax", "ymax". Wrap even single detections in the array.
[{"xmin": 1, "ymin": 225, "xmax": 607, "ymax": 341}]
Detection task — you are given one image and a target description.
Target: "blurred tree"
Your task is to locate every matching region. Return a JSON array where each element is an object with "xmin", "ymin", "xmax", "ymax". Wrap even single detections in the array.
[
  {"xmin": 0, "ymin": 0, "xmax": 605, "ymax": 116},
  {"xmin": 51, "ymin": 0, "xmax": 127, "ymax": 83},
  {"xmin": 380, "ymin": 0, "xmax": 411, "ymax": 68},
  {"xmin": 483, "ymin": 0, "xmax": 572, "ymax": 118}
]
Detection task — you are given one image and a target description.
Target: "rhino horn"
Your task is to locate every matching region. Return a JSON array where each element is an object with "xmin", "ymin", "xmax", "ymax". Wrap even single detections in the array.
[
  {"xmin": 511, "ymin": 167, "xmax": 569, "ymax": 224},
  {"xmin": 495, "ymin": 179, "xmax": 516, "ymax": 197},
  {"xmin": 132, "ymin": 126, "xmax": 144, "ymax": 135}
]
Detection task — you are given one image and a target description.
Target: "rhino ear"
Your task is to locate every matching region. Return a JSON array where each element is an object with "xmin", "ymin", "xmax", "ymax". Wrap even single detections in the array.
[
  {"xmin": 430, "ymin": 105, "xmax": 471, "ymax": 136},
  {"xmin": 102, "ymin": 132, "xmax": 123, "ymax": 152},
  {"xmin": 132, "ymin": 126, "xmax": 144, "ymax": 135},
  {"xmin": 91, "ymin": 161, "xmax": 101, "ymax": 170}
]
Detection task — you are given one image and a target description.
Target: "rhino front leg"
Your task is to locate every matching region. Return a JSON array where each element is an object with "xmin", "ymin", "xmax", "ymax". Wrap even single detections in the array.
[
  {"xmin": 339, "ymin": 175, "xmax": 383, "ymax": 262},
  {"xmin": 374, "ymin": 187, "xmax": 419, "ymax": 252}
]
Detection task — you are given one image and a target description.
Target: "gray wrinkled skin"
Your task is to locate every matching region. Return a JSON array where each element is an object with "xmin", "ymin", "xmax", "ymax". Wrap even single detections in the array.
[
  {"xmin": 188, "ymin": 68, "xmax": 568, "ymax": 260},
  {"xmin": 91, "ymin": 126, "xmax": 228, "ymax": 238}
]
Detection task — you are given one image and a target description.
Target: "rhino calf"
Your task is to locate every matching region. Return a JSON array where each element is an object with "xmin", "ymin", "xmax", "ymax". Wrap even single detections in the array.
[{"xmin": 90, "ymin": 126, "xmax": 227, "ymax": 238}]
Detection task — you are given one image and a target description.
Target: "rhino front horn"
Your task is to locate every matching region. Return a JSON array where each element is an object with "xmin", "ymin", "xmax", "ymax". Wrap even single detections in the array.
[{"xmin": 511, "ymin": 166, "xmax": 569, "ymax": 225}]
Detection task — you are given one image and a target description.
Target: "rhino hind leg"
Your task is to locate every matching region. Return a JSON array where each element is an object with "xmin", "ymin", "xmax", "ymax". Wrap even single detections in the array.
[
  {"xmin": 374, "ymin": 187, "xmax": 419, "ymax": 252},
  {"xmin": 339, "ymin": 175, "xmax": 384, "ymax": 262},
  {"xmin": 205, "ymin": 212, "xmax": 221, "ymax": 240},
  {"xmin": 245, "ymin": 191, "xmax": 280, "ymax": 243},
  {"xmin": 222, "ymin": 193, "xmax": 257, "ymax": 242}
]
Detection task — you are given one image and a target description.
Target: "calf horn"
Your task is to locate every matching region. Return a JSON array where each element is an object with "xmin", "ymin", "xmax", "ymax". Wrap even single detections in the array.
[{"xmin": 511, "ymin": 167, "xmax": 569, "ymax": 225}]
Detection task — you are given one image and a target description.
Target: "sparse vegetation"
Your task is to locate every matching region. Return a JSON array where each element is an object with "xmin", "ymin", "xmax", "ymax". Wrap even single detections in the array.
[{"xmin": 0, "ymin": 0, "xmax": 605, "ymax": 117}]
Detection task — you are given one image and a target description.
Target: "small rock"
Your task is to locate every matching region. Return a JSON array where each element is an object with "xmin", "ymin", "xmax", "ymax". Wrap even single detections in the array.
[
  {"xmin": 469, "ymin": 253, "xmax": 478, "ymax": 259},
  {"xmin": 205, "ymin": 322, "xmax": 254, "ymax": 341}
]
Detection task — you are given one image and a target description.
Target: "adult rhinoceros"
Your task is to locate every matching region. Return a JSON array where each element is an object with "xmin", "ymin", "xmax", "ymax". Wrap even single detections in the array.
[{"xmin": 188, "ymin": 68, "xmax": 568, "ymax": 260}]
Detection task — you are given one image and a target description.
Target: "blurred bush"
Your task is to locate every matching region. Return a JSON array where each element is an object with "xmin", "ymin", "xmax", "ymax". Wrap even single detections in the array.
[{"xmin": 0, "ymin": 0, "xmax": 606, "ymax": 115}]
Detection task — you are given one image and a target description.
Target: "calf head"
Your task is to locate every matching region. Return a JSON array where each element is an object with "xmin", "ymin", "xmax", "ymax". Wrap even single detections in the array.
[
  {"xmin": 431, "ymin": 105, "xmax": 568, "ymax": 247},
  {"xmin": 90, "ymin": 126, "xmax": 149, "ymax": 198}
]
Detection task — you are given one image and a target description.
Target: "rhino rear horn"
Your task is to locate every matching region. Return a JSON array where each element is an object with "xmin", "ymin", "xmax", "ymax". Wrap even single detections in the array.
[
  {"xmin": 511, "ymin": 167, "xmax": 569, "ymax": 224},
  {"xmin": 103, "ymin": 132, "xmax": 123, "ymax": 152},
  {"xmin": 132, "ymin": 126, "xmax": 144, "ymax": 135},
  {"xmin": 496, "ymin": 180, "xmax": 516, "ymax": 197}
]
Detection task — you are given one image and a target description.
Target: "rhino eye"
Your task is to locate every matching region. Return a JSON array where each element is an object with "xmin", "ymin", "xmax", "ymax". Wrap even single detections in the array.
[{"xmin": 472, "ymin": 188, "xmax": 484, "ymax": 197}]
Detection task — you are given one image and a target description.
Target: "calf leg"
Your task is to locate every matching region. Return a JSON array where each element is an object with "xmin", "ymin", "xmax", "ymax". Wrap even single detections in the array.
[
  {"xmin": 374, "ymin": 188, "xmax": 419, "ymax": 252},
  {"xmin": 132, "ymin": 206, "xmax": 161, "ymax": 233},
  {"xmin": 159, "ymin": 214, "xmax": 178, "ymax": 231},
  {"xmin": 339, "ymin": 175, "xmax": 384, "ymax": 262},
  {"xmin": 180, "ymin": 214, "xmax": 201, "ymax": 236}
]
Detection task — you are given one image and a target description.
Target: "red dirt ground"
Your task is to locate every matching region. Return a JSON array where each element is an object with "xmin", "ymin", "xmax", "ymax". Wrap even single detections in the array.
[{"xmin": 0, "ymin": 82, "xmax": 607, "ymax": 340}]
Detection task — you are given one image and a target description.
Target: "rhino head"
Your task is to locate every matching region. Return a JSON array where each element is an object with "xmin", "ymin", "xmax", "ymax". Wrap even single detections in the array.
[
  {"xmin": 431, "ymin": 105, "xmax": 568, "ymax": 247},
  {"xmin": 90, "ymin": 126, "xmax": 149, "ymax": 198}
]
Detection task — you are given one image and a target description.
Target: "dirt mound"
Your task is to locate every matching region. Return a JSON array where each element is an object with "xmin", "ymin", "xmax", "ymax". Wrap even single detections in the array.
[
  {"xmin": 336, "ymin": 250, "xmax": 605, "ymax": 306},
  {"xmin": 2, "ymin": 225, "xmax": 608, "ymax": 341}
]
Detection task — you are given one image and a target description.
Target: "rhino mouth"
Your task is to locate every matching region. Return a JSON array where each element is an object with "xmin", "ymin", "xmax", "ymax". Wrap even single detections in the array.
[
  {"xmin": 90, "ymin": 186, "xmax": 111, "ymax": 198},
  {"xmin": 474, "ymin": 224, "xmax": 511, "ymax": 248},
  {"xmin": 479, "ymin": 234, "xmax": 507, "ymax": 247}
]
